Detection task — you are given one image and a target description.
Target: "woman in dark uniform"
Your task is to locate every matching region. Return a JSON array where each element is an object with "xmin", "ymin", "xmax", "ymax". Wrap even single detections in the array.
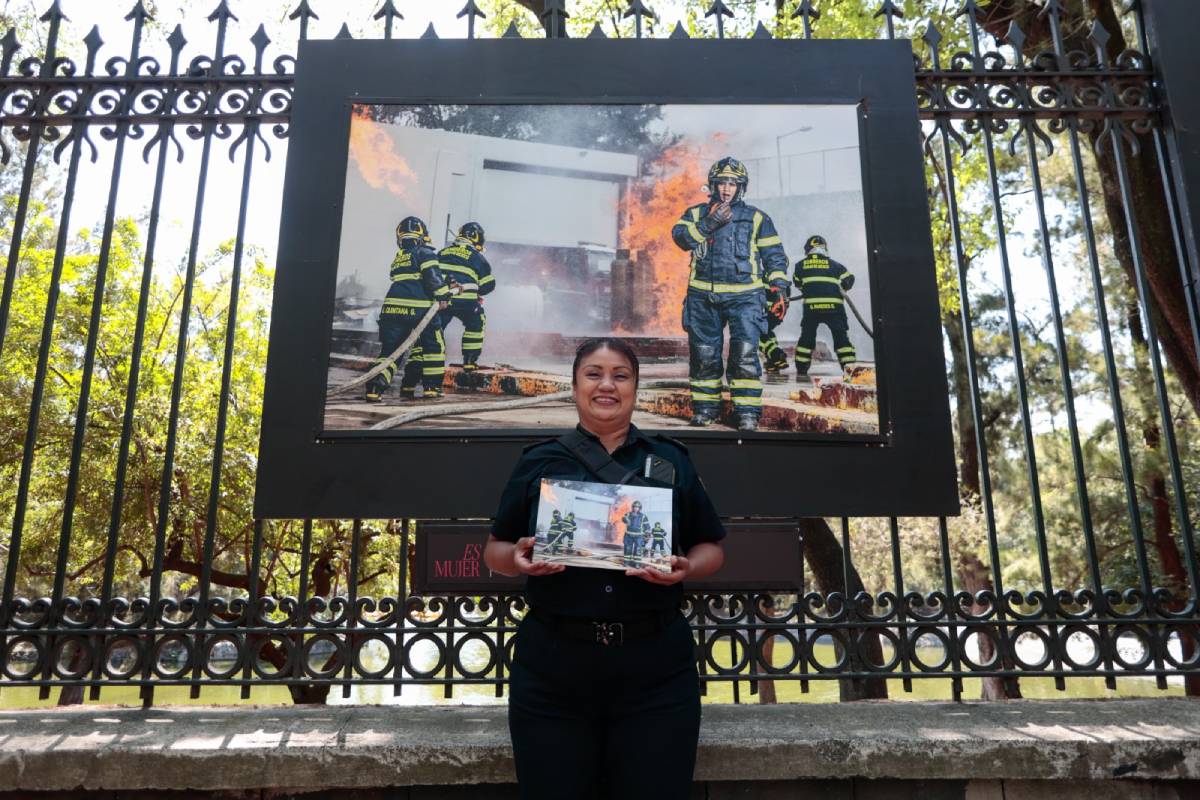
[{"xmin": 485, "ymin": 337, "xmax": 726, "ymax": 800}]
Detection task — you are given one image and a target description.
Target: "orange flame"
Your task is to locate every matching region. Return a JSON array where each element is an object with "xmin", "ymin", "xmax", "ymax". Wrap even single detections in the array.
[
  {"xmin": 618, "ymin": 137, "xmax": 728, "ymax": 334},
  {"xmin": 540, "ymin": 480, "xmax": 560, "ymax": 506},
  {"xmin": 349, "ymin": 106, "xmax": 417, "ymax": 200},
  {"xmin": 609, "ymin": 495, "xmax": 634, "ymax": 543}
]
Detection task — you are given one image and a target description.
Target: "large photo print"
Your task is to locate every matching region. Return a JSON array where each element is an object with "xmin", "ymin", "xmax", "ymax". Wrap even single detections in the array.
[{"xmin": 323, "ymin": 102, "xmax": 879, "ymax": 437}]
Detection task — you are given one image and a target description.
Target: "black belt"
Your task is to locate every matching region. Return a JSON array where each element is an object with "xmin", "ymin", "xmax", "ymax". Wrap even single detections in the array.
[{"xmin": 530, "ymin": 607, "xmax": 678, "ymax": 647}]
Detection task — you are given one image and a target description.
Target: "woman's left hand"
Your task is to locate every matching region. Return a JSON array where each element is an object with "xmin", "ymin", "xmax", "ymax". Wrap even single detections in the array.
[{"xmin": 626, "ymin": 556, "xmax": 690, "ymax": 585}]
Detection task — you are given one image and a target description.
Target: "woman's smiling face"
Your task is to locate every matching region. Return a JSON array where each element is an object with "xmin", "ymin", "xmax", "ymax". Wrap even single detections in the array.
[{"xmin": 573, "ymin": 346, "xmax": 638, "ymax": 428}]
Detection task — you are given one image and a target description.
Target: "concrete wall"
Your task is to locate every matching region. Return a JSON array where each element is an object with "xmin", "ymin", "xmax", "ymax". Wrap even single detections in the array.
[{"xmin": 3, "ymin": 701, "xmax": 1198, "ymax": 798}]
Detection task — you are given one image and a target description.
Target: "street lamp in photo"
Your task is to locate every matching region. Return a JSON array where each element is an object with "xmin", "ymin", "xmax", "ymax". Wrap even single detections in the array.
[{"xmin": 776, "ymin": 125, "xmax": 813, "ymax": 196}]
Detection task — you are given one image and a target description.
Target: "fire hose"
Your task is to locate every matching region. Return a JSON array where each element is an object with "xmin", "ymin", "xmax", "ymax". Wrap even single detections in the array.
[
  {"xmin": 326, "ymin": 283, "xmax": 478, "ymax": 398},
  {"xmin": 368, "ymin": 379, "xmax": 691, "ymax": 431},
  {"xmin": 788, "ymin": 293, "xmax": 874, "ymax": 339}
]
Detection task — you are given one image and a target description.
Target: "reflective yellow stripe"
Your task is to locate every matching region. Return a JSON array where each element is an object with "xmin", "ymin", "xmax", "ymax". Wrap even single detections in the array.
[
  {"xmin": 442, "ymin": 264, "xmax": 480, "ymax": 282},
  {"xmin": 479, "ymin": 275, "xmax": 495, "ymax": 285},
  {"xmin": 795, "ymin": 346, "xmax": 813, "ymax": 354},
  {"xmin": 691, "ymin": 392, "xmax": 720, "ymax": 401},
  {"xmin": 390, "ymin": 274, "xmax": 422, "ymax": 281},
  {"xmin": 765, "ymin": 270, "xmax": 787, "ymax": 284},
  {"xmin": 690, "ymin": 379, "xmax": 722, "ymax": 388},
  {"xmin": 729, "ymin": 379, "xmax": 761, "ymax": 389},
  {"xmin": 680, "ymin": 219, "xmax": 705, "ymax": 245},
  {"xmin": 732, "ymin": 397, "xmax": 763, "ymax": 407},
  {"xmin": 689, "ymin": 278, "xmax": 763, "ymax": 293},
  {"xmin": 804, "ymin": 297, "xmax": 844, "ymax": 305},
  {"xmin": 802, "ymin": 276, "xmax": 842, "ymax": 285},
  {"xmin": 419, "ymin": 258, "xmax": 440, "ymax": 271},
  {"xmin": 749, "ymin": 211, "xmax": 763, "ymax": 282},
  {"xmin": 837, "ymin": 346, "xmax": 857, "ymax": 353},
  {"xmin": 463, "ymin": 332, "xmax": 485, "ymax": 339},
  {"xmin": 756, "ymin": 234, "xmax": 781, "ymax": 247},
  {"xmin": 383, "ymin": 297, "xmax": 432, "ymax": 308}
]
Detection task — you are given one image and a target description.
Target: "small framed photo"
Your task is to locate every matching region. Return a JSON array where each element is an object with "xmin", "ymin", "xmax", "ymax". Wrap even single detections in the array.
[{"xmin": 533, "ymin": 478, "xmax": 673, "ymax": 573}]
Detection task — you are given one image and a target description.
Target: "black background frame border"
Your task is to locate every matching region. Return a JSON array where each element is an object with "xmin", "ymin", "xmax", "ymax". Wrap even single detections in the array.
[{"xmin": 256, "ymin": 38, "xmax": 958, "ymax": 519}]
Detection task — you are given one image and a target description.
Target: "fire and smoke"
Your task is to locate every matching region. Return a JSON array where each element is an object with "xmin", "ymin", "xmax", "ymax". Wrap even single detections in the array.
[
  {"xmin": 349, "ymin": 106, "xmax": 417, "ymax": 200},
  {"xmin": 609, "ymin": 495, "xmax": 634, "ymax": 543},
  {"xmin": 619, "ymin": 137, "xmax": 727, "ymax": 335},
  {"xmin": 540, "ymin": 480, "xmax": 560, "ymax": 506}
]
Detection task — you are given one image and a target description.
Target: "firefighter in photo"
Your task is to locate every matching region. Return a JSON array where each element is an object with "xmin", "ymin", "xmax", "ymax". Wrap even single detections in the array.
[
  {"xmin": 759, "ymin": 289, "xmax": 791, "ymax": 373},
  {"xmin": 437, "ymin": 222, "xmax": 495, "ymax": 372},
  {"xmin": 648, "ymin": 521, "xmax": 668, "ymax": 557},
  {"xmin": 365, "ymin": 216, "xmax": 452, "ymax": 402},
  {"xmin": 672, "ymin": 157, "xmax": 790, "ymax": 431},
  {"xmin": 621, "ymin": 500, "xmax": 650, "ymax": 564},
  {"xmin": 544, "ymin": 509, "xmax": 563, "ymax": 551},
  {"xmin": 793, "ymin": 235, "xmax": 857, "ymax": 378},
  {"xmin": 559, "ymin": 511, "xmax": 578, "ymax": 553}
]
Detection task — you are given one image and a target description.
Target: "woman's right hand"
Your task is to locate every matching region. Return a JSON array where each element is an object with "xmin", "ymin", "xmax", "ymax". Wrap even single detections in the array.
[{"xmin": 512, "ymin": 536, "xmax": 566, "ymax": 576}]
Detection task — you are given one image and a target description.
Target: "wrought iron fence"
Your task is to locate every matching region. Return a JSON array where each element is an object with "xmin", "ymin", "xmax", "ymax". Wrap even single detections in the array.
[{"xmin": 0, "ymin": 0, "xmax": 1198, "ymax": 706}]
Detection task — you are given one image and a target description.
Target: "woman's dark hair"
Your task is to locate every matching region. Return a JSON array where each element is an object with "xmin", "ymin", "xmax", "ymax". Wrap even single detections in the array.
[{"xmin": 571, "ymin": 337, "xmax": 640, "ymax": 386}]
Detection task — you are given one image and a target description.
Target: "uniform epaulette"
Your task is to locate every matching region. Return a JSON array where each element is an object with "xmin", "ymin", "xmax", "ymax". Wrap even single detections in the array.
[
  {"xmin": 651, "ymin": 433, "xmax": 689, "ymax": 453},
  {"xmin": 522, "ymin": 436, "xmax": 559, "ymax": 454}
]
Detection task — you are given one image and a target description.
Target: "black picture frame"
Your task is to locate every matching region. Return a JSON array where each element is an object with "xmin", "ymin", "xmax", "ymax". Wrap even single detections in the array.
[{"xmin": 256, "ymin": 38, "xmax": 958, "ymax": 520}]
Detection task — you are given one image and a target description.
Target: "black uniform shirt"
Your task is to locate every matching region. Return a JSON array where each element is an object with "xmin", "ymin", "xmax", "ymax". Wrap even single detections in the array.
[{"xmin": 491, "ymin": 424, "xmax": 726, "ymax": 619}]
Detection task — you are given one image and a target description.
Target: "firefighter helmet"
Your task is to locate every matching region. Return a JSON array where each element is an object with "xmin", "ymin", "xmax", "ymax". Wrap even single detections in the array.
[
  {"xmin": 552, "ymin": 509, "xmax": 561, "ymax": 518},
  {"xmin": 458, "ymin": 221, "xmax": 486, "ymax": 251},
  {"xmin": 631, "ymin": 500, "xmax": 642, "ymax": 512},
  {"xmin": 566, "ymin": 512, "xmax": 575, "ymax": 520},
  {"xmin": 708, "ymin": 157, "xmax": 749, "ymax": 202},
  {"xmin": 396, "ymin": 216, "xmax": 430, "ymax": 247},
  {"xmin": 804, "ymin": 234, "xmax": 828, "ymax": 254}
]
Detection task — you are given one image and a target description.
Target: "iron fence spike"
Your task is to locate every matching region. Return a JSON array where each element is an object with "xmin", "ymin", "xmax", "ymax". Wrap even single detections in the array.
[
  {"xmin": 1005, "ymin": 20, "xmax": 1026, "ymax": 53},
  {"xmin": 501, "ymin": 20, "xmax": 522, "ymax": 38},
  {"xmin": 83, "ymin": 24, "xmax": 103, "ymax": 59},
  {"xmin": 752, "ymin": 20, "xmax": 773, "ymax": 38},
  {"xmin": 1038, "ymin": 0, "xmax": 1064, "ymax": 17},
  {"xmin": 335, "ymin": 22, "xmax": 354, "ymax": 39},
  {"xmin": 669, "ymin": 20, "xmax": 689, "ymax": 38},
  {"xmin": 420, "ymin": 22, "xmax": 439, "ymax": 39},
  {"xmin": 372, "ymin": 0, "xmax": 403, "ymax": 21},
  {"xmin": 922, "ymin": 21, "xmax": 942, "ymax": 50},
  {"xmin": 288, "ymin": 0, "xmax": 318, "ymax": 21},
  {"xmin": 457, "ymin": 1, "xmax": 485, "ymax": 20},
  {"xmin": 38, "ymin": 0, "xmax": 66, "ymax": 23},
  {"xmin": 873, "ymin": 0, "xmax": 904, "ymax": 19},
  {"xmin": 251, "ymin": 23, "xmax": 271, "ymax": 54},
  {"xmin": 167, "ymin": 24, "xmax": 187, "ymax": 54},
  {"xmin": 705, "ymin": 0, "xmax": 733, "ymax": 18},
  {"xmin": 792, "ymin": 0, "xmax": 820, "ymax": 21},
  {"xmin": 1088, "ymin": 19, "xmax": 1111, "ymax": 58},
  {"xmin": 125, "ymin": 1, "xmax": 153, "ymax": 23},
  {"xmin": 207, "ymin": 0, "xmax": 238, "ymax": 23},
  {"xmin": 623, "ymin": 0, "xmax": 657, "ymax": 20},
  {"xmin": 587, "ymin": 22, "xmax": 607, "ymax": 38},
  {"xmin": 1, "ymin": 29, "xmax": 20, "ymax": 73}
]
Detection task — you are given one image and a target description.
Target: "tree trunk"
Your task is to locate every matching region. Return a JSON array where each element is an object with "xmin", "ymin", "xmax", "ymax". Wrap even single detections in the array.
[
  {"xmin": 799, "ymin": 518, "xmax": 888, "ymax": 701},
  {"xmin": 756, "ymin": 595, "xmax": 778, "ymax": 704},
  {"xmin": 1128, "ymin": 304, "xmax": 1200, "ymax": 696},
  {"xmin": 956, "ymin": 552, "xmax": 1022, "ymax": 699}
]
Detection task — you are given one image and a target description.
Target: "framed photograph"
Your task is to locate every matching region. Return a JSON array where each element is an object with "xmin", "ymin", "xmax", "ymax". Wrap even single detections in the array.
[
  {"xmin": 323, "ymin": 101, "xmax": 880, "ymax": 439},
  {"xmin": 256, "ymin": 39, "xmax": 957, "ymax": 520},
  {"xmin": 533, "ymin": 479, "xmax": 674, "ymax": 573}
]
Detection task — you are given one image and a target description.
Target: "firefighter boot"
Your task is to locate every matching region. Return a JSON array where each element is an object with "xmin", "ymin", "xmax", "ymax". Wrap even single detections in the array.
[{"xmin": 735, "ymin": 412, "xmax": 759, "ymax": 432}]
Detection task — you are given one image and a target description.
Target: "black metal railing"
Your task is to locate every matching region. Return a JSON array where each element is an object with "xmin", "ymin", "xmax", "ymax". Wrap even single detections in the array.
[{"xmin": 1, "ymin": 0, "xmax": 1198, "ymax": 706}]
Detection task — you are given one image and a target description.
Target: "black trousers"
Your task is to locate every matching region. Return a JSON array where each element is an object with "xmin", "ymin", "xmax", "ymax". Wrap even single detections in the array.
[{"xmin": 508, "ymin": 612, "xmax": 701, "ymax": 800}]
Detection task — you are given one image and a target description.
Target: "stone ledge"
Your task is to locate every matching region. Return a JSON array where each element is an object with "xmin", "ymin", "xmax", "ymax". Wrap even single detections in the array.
[{"xmin": 1, "ymin": 699, "xmax": 1198, "ymax": 792}]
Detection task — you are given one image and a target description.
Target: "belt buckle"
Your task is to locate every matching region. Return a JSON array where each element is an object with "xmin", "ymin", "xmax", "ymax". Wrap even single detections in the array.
[{"xmin": 593, "ymin": 621, "xmax": 624, "ymax": 646}]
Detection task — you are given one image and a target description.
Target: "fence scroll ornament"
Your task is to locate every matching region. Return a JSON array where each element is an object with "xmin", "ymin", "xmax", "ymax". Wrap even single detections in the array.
[{"xmin": 0, "ymin": 0, "xmax": 1198, "ymax": 704}]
